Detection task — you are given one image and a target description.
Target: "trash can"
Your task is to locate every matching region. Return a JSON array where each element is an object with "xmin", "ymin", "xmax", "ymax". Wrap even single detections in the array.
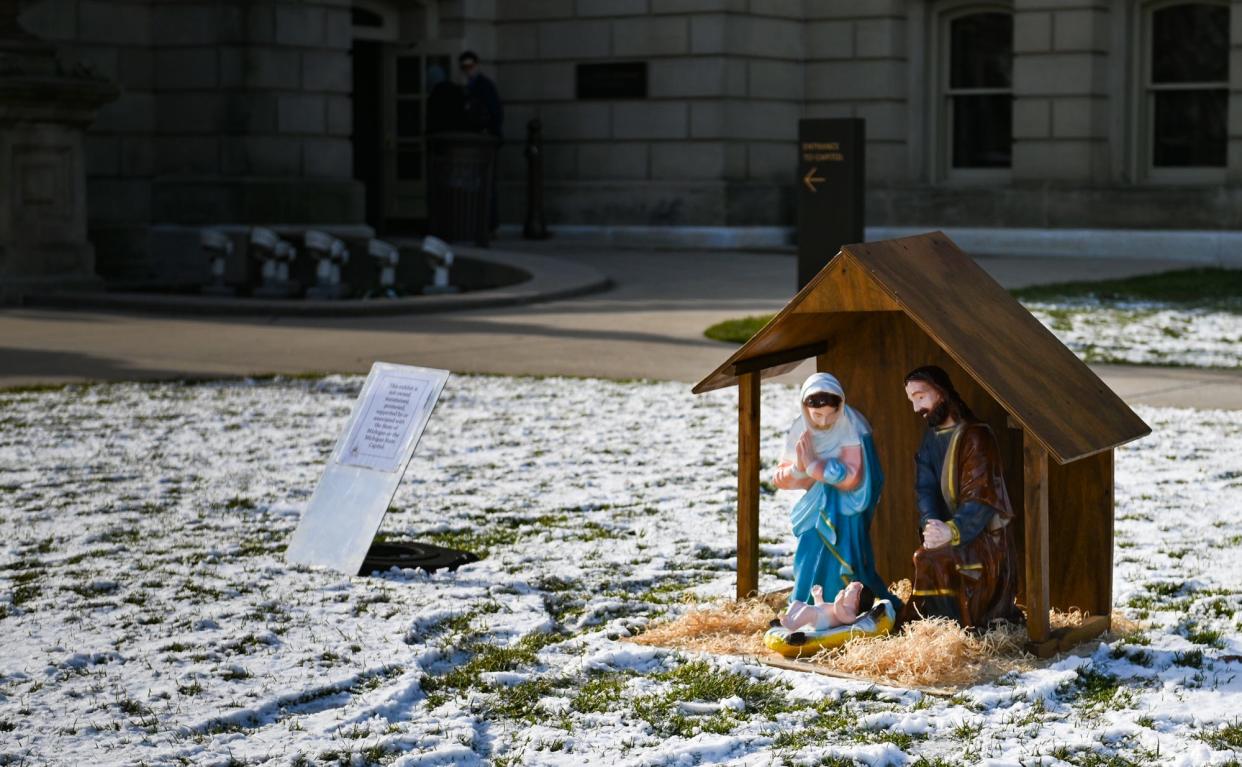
[{"xmin": 426, "ymin": 132, "xmax": 499, "ymax": 247}]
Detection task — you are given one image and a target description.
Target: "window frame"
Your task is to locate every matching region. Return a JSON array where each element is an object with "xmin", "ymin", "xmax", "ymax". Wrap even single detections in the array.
[
  {"xmin": 351, "ymin": 0, "xmax": 401, "ymax": 42},
  {"xmin": 1135, "ymin": 0, "xmax": 1230, "ymax": 184},
  {"xmin": 931, "ymin": 2, "xmax": 1015, "ymax": 184}
]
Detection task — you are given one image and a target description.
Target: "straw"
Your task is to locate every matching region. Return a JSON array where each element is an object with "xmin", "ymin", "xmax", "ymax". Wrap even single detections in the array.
[{"xmin": 630, "ymin": 581, "xmax": 1131, "ymax": 690}]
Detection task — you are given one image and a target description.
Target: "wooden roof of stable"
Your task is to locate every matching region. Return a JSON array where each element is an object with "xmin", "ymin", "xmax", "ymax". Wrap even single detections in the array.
[{"xmin": 693, "ymin": 232, "xmax": 1151, "ymax": 465}]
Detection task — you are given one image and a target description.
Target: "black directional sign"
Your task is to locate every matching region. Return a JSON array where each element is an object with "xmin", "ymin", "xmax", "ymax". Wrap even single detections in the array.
[{"xmin": 797, "ymin": 118, "xmax": 865, "ymax": 289}]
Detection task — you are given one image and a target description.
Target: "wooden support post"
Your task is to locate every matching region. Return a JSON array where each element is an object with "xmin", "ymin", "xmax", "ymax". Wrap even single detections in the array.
[
  {"xmin": 737, "ymin": 371, "xmax": 761, "ymax": 600},
  {"xmin": 1023, "ymin": 433, "xmax": 1051, "ymax": 646}
]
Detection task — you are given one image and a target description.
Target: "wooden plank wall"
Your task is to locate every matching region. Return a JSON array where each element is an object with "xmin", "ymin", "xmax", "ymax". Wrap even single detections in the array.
[
  {"xmin": 1048, "ymin": 451, "xmax": 1114, "ymax": 616},
  {"xmin": 815, "ymin": 312, "xmax": 1025, "ymax": 590}
]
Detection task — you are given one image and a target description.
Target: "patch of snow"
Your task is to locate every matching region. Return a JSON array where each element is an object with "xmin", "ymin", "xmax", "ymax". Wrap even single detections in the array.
[
  {"xmin": 0, "ymin": 377, "xmax": 1238, "ymax": 765},
  {"xmin": 1026, "ymin": 300, "xmax": 1242, "ymax": 368}
]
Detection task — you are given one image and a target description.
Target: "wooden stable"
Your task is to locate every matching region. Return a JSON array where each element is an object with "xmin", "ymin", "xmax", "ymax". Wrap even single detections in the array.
[{"xmin": 693, "ymin": 232, "xmax": 1151, "ymax": 656}]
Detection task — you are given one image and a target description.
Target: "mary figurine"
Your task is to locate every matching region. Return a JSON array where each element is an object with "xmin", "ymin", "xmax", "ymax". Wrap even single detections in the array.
[{"xmin": 772, "ymin": 373, "xmax": 900, "ymax": 619}]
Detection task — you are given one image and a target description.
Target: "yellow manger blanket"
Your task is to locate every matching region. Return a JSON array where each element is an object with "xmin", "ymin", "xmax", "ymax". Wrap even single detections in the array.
[{"xmin": 763, "ymin": 600, "xmax": 897, "ymax": 658}]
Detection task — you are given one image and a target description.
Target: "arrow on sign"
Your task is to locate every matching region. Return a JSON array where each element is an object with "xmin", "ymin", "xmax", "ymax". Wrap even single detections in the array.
[{"xmin": 803, "ymin": 166, "xmax": 826, "ymax": 193}]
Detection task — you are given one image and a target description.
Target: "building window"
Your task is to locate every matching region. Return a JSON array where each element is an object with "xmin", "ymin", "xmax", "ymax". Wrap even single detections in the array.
[
  {"xmin": 938, "ymin": 7, "xmax": 1013, "ymax": 180},
  {"xmin": 351, "ymin": 8, "xmax": 384, "ymax": 27},
  {"xmin": 1142, "ymin": 2, "xmax": 1229, "ymax": 177}
]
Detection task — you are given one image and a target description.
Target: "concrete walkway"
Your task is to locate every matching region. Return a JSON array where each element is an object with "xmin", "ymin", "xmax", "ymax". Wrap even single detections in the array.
[{"xmin": 2, "ymin": 238, "xmax": 1239, "ymax": 410}]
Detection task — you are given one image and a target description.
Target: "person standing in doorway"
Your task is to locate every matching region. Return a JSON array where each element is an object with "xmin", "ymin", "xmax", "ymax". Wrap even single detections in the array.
[
  {"xmin": 459, "ymin": 51, "xmax": 502, "ymax": 139},
  {"xmin": 426, "ymin": 62, "xmax": 466, "ymax": 134},
  {"xmin": 459, "ymin": 51, "xmax": 503, "ymax": 234}
]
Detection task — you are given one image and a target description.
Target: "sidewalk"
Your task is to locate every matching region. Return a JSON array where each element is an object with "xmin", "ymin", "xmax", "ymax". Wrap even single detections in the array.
[{"xmin": 2, "ymin": 238, "xmax": 1239, "ymax": 409}]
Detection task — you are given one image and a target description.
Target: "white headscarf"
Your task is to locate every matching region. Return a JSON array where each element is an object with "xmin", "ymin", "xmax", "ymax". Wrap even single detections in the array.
[{"xmin": 782, "ymin": 372, "xmax": 861, "ymax": 464}]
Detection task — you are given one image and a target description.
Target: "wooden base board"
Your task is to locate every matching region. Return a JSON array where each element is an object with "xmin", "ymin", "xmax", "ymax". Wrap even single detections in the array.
[
  {"xmin": 1025, "ymin": 615, "xmax": 1110, "ymax": 659},
  {"xmin": 754, "ymin": 655, "xmax": 958, "ymax": 696},
  {"xmin": 766, "ymin": 591, "xmax": 1112, "ymax": 661},
  {"xmin": 628, "ymin": 621, "xmax": 1113, "ymax": 696}
]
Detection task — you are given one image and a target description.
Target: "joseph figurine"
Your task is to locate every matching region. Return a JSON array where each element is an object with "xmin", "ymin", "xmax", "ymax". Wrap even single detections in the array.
[{"xmin": 897, "ymin": 366, "xmax": 1023, "ymax": 630}]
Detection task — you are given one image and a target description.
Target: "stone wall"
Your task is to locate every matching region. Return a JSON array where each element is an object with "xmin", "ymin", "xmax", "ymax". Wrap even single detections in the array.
[
  {"xmin": 804, "ymin": 0, "xmax": 909, "ymax": 185},
  {"xmin": 24, "ymin": 0, "xmax": 1242, "ymax": 268},
  {"xmin": 485, "ymin": 0, "xmax": 1242, "ymax": 230},
  {"xmin": 490, "ymin": 0, "xmax": 805, "ymax": 226},
  {"xmin": 149, "ymin": 1, "xmax": 360, "ymax": 227},
  {"xmin": 1011, "ymin": 0, "xmax": 1111, "ymax": 183},
  {"xmin": 20, "ymin": 0, "xmax": 363, "ymax": 280},
  {"xmin": 487, "ymin": 0, "xmax": 916, "ymax": 226}
]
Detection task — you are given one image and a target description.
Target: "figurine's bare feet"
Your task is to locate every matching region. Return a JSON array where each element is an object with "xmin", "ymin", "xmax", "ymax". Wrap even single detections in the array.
[{"xmin": 781, "ymin": 600, "xmax": 814, "ymax": 630}]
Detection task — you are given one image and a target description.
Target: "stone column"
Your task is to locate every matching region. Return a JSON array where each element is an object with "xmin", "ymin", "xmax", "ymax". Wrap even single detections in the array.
[
  {"xmin": 150, "ymin": 0, "xmax": 362, "ymax": 226},
  {"xmin": 0, "ymin": 0, "xmax": 118, "ymax": 303},
  {"xmin": 136, "ymin": 0, "xmax": 366, "ymax": 283}
]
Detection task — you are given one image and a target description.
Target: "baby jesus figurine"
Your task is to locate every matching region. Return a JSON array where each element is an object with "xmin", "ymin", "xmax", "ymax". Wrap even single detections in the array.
[{"xmin": 778, "ymin": 581, "xmax": 874, "ymax": 634}]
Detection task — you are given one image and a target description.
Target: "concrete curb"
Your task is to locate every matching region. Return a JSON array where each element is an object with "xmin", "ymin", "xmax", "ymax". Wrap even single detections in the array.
[
  {"xmin": 870, "ymin": 226, "xmax": 1242, "ymax": 266},
  {"xmin": 501, "ymin": 224, "xmax": 1242, "ymax": 266},
  {"xmin": 498, "ymin": 224, "xmax": 795, "ymax": 250},
  {"xmin": 20, "ymin": 247, "xmax": 612, "ymax": 317}
]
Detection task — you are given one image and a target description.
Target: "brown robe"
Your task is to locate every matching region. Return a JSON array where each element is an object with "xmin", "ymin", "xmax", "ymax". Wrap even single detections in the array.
[{"xmin": 898, "ymin": 421, "xmax": 1023, "ymax": 630}]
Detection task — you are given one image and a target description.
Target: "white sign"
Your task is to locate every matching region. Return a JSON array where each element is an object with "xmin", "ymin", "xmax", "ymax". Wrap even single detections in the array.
[
  {"xmin": 339, "ymin": 370, "xmax": 435, "ymax": 473},
  {"xmin": 285, "ymin": 362, "xmax": 450, "ymax": 575}
]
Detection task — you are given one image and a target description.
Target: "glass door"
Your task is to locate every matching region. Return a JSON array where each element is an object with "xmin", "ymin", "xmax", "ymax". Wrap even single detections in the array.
[{"xmin": 382, "ymin": 46, "xmax": 455, "ymax": 222}]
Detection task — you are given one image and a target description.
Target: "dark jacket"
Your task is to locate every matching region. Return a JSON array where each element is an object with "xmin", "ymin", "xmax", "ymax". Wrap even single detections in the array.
[{"xmin": 465, "ymin": 73, "xmax": 503, "ymax": 139}]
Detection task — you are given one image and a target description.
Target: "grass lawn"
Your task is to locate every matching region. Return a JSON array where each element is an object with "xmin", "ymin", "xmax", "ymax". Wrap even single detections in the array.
[
  {"xmin": 703, "ymin": 314, "xmax": 777, "ymax": 344},
  {"xmin": 1011, "ymin": 267, "xmax": 1242, "ymax": 307},
  {"xmin": 705, "ymin": 267, "xmax": 1242, "ymax": 345},
  {"xmin": 3, "ymin": 376, "xmax": 1241, "ymax": 765}
]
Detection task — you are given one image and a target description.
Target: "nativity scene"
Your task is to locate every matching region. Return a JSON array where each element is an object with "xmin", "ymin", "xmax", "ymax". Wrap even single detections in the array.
[{"xmin": 635, "ymin": 231, "xmax": 1152, "ymax": 688}]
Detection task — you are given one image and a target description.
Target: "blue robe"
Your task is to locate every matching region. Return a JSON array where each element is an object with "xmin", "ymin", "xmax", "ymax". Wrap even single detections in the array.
[{"xmin": 788, "ymin": 416, "xmax": 899, "ymax": 610}]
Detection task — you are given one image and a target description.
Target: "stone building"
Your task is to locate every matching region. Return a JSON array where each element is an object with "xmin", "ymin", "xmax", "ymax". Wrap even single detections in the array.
[{"xmin": 16, "ymin": 0, "xmax": 1242, "ymax": 279}]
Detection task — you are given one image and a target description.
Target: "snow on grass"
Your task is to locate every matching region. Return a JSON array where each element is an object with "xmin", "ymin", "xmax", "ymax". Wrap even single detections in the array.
[
  {"xmin": 707, "ymin": 303, "xmax": 1242, "ymax": 370},
  {"xmin": 1, "ymin": 376, "xmax": 1241, "ymax": 766},
  {"xmin": 1026, "ymin": 300, "xmax": 1242, "ymax": 369}
]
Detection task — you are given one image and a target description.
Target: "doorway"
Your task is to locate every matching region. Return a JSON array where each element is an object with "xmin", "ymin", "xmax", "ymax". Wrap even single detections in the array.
[
  {"xmin": 352, "ymin": 39, "xmax": 383, "ymax": 232},
  {"xmin": 382, "ymin": 49, "xmax": 452, "ymax": 229},
  {"xmin": 352, "ymin": 40, "xmax": 458, "ymax": 234}
]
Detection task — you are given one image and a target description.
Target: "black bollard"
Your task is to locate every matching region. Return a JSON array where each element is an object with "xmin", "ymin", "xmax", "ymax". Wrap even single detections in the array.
[{"xmin": 523, "ymin": 118, "xmax": 550, "ymax": 240}]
